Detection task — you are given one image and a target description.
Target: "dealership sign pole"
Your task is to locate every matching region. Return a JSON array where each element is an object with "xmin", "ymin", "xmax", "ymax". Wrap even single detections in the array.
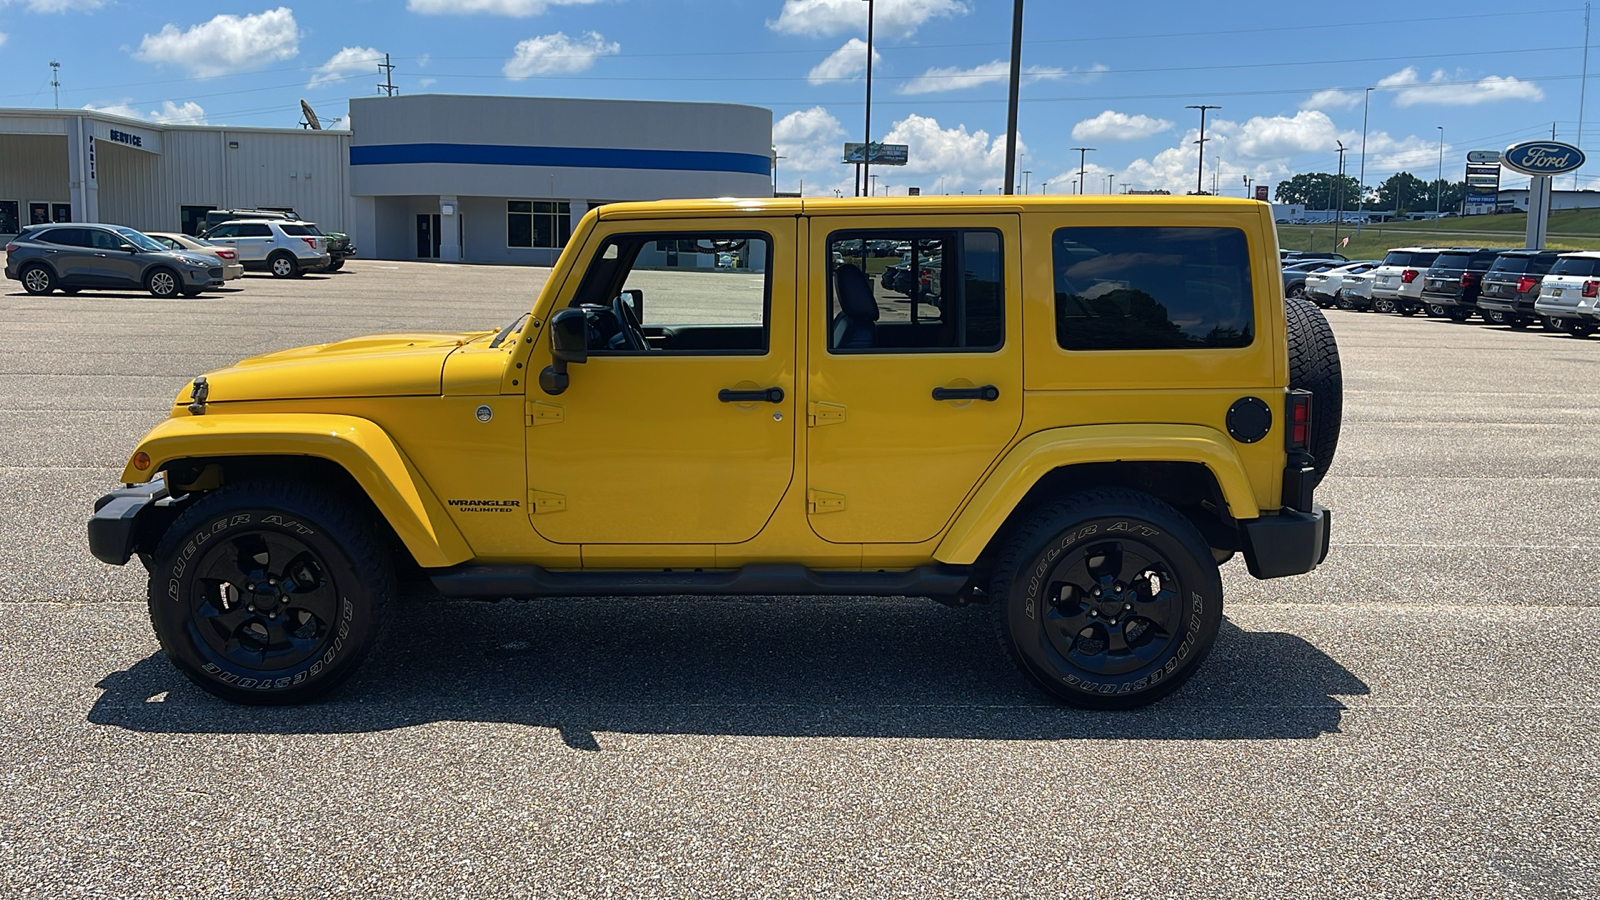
[{"xmin": 1501, "ymin": 141, "xmax": 1587, "ymax": 248}]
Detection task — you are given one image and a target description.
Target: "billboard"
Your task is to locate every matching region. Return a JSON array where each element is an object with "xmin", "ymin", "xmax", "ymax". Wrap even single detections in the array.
[{"xmin": 842, "ymin": 142, "xmax": 909, "ymax": 166}]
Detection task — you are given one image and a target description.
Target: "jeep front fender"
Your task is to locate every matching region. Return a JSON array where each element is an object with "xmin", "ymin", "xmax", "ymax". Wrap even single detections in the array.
[
  {"xmin": 121, "ymin": 414, "xmax": 473, "ymax": 569},
  {"xmin": 934, "ymin": 424, "xmax": 1263, "ymax": 565}
]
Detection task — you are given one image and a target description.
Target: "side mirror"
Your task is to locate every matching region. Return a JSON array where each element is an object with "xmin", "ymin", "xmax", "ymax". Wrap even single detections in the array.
[
  {"xmin": 122, "ymin": 244, "xmax": 140, "ymax": 253},
  {"xmin": 539, "ymin": 308, "xmax": 589, "ymax": 395}
]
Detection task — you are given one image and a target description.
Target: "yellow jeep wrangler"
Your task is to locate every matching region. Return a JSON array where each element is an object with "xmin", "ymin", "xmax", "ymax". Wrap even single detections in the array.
[{"xmin": 88, "ymin": 196, "xmax": 1339, "ymax": 709}]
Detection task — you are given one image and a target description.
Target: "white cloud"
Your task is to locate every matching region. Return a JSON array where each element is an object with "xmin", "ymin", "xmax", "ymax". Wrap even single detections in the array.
[
  {"xmin": 881, "ymin": 113, "xmax": 1024, "ymax": 194},
  {"xmin": 1302, "ymin": 89, "xmax": 1364, "ymax": 111},
  {"xmin": 897, "ymin": 60, "xmax": 1078, "ymax": 95},
  {"xmin": 408, "ymin": 0, "xmax": 602, "ymax": 16},
  {"xmin": 1071, "ymin": 110, "xmax": 1173, "ymax": 142},
  {"xmin": 807, "ymin": 39, "xmax": 881, "ymax": 85},
  {"xmin": 769, "ymin": 0, "xmax": 969, "ymax": 37},
  {"xmin": 503, "ymin": 31, "xmax": 618, "ymax": 79},
  {"xmin": 1231, "ymin": 110, "xmax": 1340, "ymax": 159},
  {"xmin": 1378, "ymin": 66, "xmax": 1545, "ymax": 106},
  {"xmin": 309, "ymin": 46, "xmax": 384, "ymax": 88},
  {"xmin": 0, "ymin": 32, "xmax": 7, "ymax": 47},
  {"xmin": 775, "ymin": 105, "xmax": 847, "ymax": 177},
  {"xmin": 8, "ymin": 0, "xmax": 105, "ymax": 11},
  {"xmin": 134, "ymin": 8, "xmax": 299, "ymax": 77},
  {"xmin": 83, "ymin": 100, "xmax": 207, "ymax": 125},
  {"xmin": 418, "ymin": 77, "xmax": 438, "ymax": 88}
]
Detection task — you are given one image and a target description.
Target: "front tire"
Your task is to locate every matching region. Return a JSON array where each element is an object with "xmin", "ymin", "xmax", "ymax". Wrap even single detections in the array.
[
  {"xmin": 328, "ymin": 257, "xmax": 345, "ymax": 272},
  {"xmin": 145, "ymin": 268, "xmax": 180, "ymax": 298},
  {"xmin": 990, "ymin": 490, "xmax": 1223, "ymax": 710},
  {"xmin": 147, "ymin": 481, "xmax": 392, "ymax": 705},
  {"xmin": 268, "ymin": 253, "xmax": 298, "ymax": 278},
  {"xmin": 20, "ymin": 264, "xmax": 55, "ymax": 295}
]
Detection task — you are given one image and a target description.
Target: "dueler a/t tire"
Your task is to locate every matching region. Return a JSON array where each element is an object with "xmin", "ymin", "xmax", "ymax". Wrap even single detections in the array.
[
  {"xmin": 1285, "ymin": 297, "xmax": 1343, "ymax": 486},
  {"xmin": 990, "ymin": 489, "xmax": 1223, "ymax": 710},
  {"xmin": 147, "ymin": 481, "xmax": 392, "ymax": 705}
]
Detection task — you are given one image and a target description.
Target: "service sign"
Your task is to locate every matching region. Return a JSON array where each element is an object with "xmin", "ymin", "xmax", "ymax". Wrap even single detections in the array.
[{"xmin": 1502, "ymin": 141, "xmax": 1585, "ymax": 177}]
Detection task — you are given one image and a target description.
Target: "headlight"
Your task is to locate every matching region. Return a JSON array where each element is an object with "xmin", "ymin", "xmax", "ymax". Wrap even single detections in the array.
[{"xmin": 179, "ymin": 256, "xmax": 209, "ymax": 267}]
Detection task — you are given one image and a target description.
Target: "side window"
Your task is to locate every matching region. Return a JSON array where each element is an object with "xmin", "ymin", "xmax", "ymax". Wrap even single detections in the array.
[
  {"xmin": 238, "ymin": 224, "xmax": 273, "ymax": 238},
  {"xmin": 571, "ymin": 231, "xmax": 771, "ymax": 354},
  {"xmin": 45, "ymin": 228, "xmax": 91, "ymax": 247},
  {"xmin": 92, "ymin": 230, "xmax": 128, "ymax": 250},
  {"xmin": 207, "ymin": 224, "xmax": 237, "ymax": 239},
  {"xmin": 825, "ymin": 229, "xmax": 1004, "ymax": 353},
  {"xmin": 1054, "ymin": 226, "xmax": 1254, "ymax": 351}
]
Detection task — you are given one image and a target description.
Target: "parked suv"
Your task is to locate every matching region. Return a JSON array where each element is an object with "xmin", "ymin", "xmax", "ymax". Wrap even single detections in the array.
[
  {"xmin": 1368, "ymin": 247, "xmax": 1444, "ymax": 315},
  {"xmin": 4, "ymin": 223, "xmax": 225, "ymax": 297},
  {"xmin": 1420, "ymin": 247, "xmax": 1511, "ymax": 320},
  {"xmin": 201, "ymin": 208, "xmax": 300, "ymax": 232},
  {"xmin": 88, "ymin": 196, "xmax": 1339, "ymax": 711},
  {"xmin": 1303, "ymin": 260, "xmax": 1380, "ymax": 308},
  {"xmin": 1533, "ymin": 251, "xmax": 1600, "ymax": 336},
  {"xmin": 1282, "ymin": 259, "xmax": 1340, "ymax": 300},
  {"xmin": 1476, "ymin": 249, "xmax": 1562, "ymax": 329},
  {"xmin": 201, "ymin": 219, "xmax": 330, "ymax": 277}
]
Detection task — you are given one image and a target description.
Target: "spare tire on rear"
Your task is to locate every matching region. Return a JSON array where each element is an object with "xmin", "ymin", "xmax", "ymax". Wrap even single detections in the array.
[{"xmin": 1285, "ymin": 297, "xmax": 1342, "ymax": 485}]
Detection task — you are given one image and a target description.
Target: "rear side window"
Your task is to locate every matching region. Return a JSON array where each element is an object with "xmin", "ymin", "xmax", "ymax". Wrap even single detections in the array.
[
  {"xmin": 825, "ymin": 229, "xmax": 1004, "ymax": 352},
  {"xmin": 1383, "ymin": 251, "xmax": 1437, "ymax": 267},
  {"xmin": 280, "ymin": 224, "xmax": 317, "ymax": 236},
  {"xmin": 1054, "ymin": 226, "xmax": 1254, "ymax": 351},
  {"xmin": 237, "ymin": 224, "xmax": 273, "ymax": 237},
  {"xmin": 1549, "ymin": 257, "xmax": 1600, "ymax": 277},
  {"xmin": 40, "ymin": 227, "xmax": 91, "ymax": 246}
]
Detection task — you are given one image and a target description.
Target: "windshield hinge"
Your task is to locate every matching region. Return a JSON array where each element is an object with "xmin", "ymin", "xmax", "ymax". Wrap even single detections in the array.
[
  {"xmin": 807, "ymin": 490, "xmax": 846, "ymax": 514},
  {"xmin": 526, "ymin": 400, "xmax": 564, "ymax": 427},
  {"xmin": 528, "ymin": 490, "xmax": 566, "ymax": 514},
  {"xmin": 807, "ymin": 401, "xmax": 845, "ymax": 427}
]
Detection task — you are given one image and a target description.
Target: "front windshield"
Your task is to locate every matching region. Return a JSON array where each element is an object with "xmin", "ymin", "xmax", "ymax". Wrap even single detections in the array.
[{"xmin": 113, "ymin": 227, "xmax": 167, "ymax": 253}]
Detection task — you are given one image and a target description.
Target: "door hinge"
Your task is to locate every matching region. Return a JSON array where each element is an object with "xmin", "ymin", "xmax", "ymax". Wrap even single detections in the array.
[
  {"xmin": 807, "ymin": 490, "xmax": 846, "ymax": 514},
  {"xmin": 528, "ymin": 490, "xmax": 566, "ymax": 514},
  {"xmin": 807, "ymin": 401, "xmax": 846, "ymax": 427},
  {"xmin": 526, "ymin": 400, "xmax": 564, "ymax": 427}
]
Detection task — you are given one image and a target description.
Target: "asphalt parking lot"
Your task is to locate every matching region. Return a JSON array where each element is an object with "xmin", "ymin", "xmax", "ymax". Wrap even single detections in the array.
[{"xmin": 1, "ymin": 260, "xmax": 1596, "ymax": 897}]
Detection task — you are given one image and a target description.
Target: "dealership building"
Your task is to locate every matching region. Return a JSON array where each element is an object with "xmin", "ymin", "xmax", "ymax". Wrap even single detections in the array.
[{"xmin": 0, "ymin": 95, "xmax": 774, "ymax": 265}]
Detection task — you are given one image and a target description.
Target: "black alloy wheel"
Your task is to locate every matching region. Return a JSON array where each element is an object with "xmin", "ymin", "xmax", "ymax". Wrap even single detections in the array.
[
  {"xmin": 148, "ymin": 481, "xmax": 391, "ymax": 704},
  {"xmin": 1428, "ymin": 304, "xmax": 1447, "ymax": 317},
  {"xmin": 990, "ymin": 489, "xmax": 1222, "ymax": 710},
  {"xmin": 20, "ymin": 264, "xmax": 55, "ymax": 295}
]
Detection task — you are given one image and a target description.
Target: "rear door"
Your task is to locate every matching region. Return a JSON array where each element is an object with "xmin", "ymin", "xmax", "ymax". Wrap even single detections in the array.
[
  {"xmin": 805, "ymin": 214, "xmax": 1023, "ymax": 544},
  {"xmin": 40, "ymin": 227, "xmax": 94, "ymax": 284}
]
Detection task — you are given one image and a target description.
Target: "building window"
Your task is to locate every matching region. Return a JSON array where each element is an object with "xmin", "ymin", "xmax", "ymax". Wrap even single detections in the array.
[
  {"xmin": 508, "ymin": 200, "xmax": 571, "ymax": 249},
  {"xmin": 0, "ymin": 201, "xmax": 18, "ymax": 235},
  {"xmin": 180, "ymin": 205, "xmax": 215, "ymax": 237}
]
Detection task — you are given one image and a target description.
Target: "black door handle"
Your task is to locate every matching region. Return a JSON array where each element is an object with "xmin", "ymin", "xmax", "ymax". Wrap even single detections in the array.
[
  {"xmin": 932, "ymin": 384, "xmax": 1000, "ymax": 402},
  {"xmin": 719, "ymin": 387, "xmax": 785, "ymax": 403}
]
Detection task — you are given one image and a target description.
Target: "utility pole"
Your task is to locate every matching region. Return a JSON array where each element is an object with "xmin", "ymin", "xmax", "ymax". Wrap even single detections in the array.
[
  {"xmin": 1435, "ymin": 126, "xmax": 1444, "ymax": 229},
  {"xmin": 378, "ymin": 53, "xmax": 398, "ymax": 96},
  {"xmin": 1186, "ymin": 104, "xmax": 1220, "ymax": 195},
  {"xmin": 1581, "ymin": 2, "xmax": 1592, "ymax": 189},
  {"xmin": 1070, "ymin": 147, "xmax": 1094, "ymax": 194},
  {"xmin": 859, "ymin": 0, "xmax": 876, "ymax": 197},
  {"xmin": 49, "ymin": 61, "xmax": 60, "ymax": 109},
  {"xmin": 1333, "ymin": 141, "xmax": 1347, "ymax": 251},
  {"xmin": 1359, "ymin": 86, "xmax": 1373, "ymax": 213},
  {"xmin": 1109, "ymin": 174, "xmax": 1116, "ymax": 194},
  {"xmin": 1003, "ymin": 0, "xmax": 1025, "ymax": 195},
  {"xmin": 869, "ymin": 173, "xmax": 879, "ymax": 196},
  {"xmin": 1022, "ymin": 170, "xmax": 1032, "ymax": 194}
]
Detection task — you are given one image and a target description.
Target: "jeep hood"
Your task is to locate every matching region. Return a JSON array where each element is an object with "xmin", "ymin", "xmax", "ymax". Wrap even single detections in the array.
[{"xmin": 177, "ymin": 332, "xmax": 493, "ymax": 406}]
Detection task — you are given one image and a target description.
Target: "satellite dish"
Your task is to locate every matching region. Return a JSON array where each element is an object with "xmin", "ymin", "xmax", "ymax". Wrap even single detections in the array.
[{"xmin": 299, "ymin": 99, "xmax": 322, "ymax": 131}]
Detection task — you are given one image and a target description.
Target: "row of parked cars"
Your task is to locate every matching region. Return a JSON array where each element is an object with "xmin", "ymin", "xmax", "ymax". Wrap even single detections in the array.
[
  {"xmin": 3, "ymin": 208, "xmax": 354, "ymax": 299},
  {"xmin": 1282, "ymin": 247, "xmax": 1600, "ymax": 334}
]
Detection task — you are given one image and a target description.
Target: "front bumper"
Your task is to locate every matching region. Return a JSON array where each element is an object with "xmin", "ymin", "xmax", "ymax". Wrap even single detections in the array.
[
  {"xmin": 88, "ymin": 478, "xmax": 176, "ymax": 566},
  {"xmin": 1241, "ymin": 505, "xmax": 1331, "ymax": 579}
]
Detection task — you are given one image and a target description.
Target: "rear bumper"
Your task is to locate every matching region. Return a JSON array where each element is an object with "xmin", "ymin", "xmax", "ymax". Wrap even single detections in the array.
[{"xmin": 1241, "ymin": 505, "xmax": 1331, "ymax": 580}]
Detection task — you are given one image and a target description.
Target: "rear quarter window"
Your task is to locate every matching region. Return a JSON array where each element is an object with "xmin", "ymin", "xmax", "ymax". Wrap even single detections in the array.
[
  {"xmin": 1054, "ymin": 226, "xmax": 1254, "ymax": 351},
  {"xmin": 1549, "ymin": 257, "xmax": 1600, "ymax": 277},
  {"xmin": 280, "ymin": 225, "xmax": 315, "ymax": 236}
]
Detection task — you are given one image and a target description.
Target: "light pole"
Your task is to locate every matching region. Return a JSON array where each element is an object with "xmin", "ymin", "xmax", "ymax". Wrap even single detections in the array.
[
  {"xmin": 1358, "ymin": 86, "xmax": 1373, "ymax": 212},
  {"xmin": 869, "ymin": 173, "xmax": 879, "ymax": 196},
  {"xmin": 1042, "ymin": 181, "xmax": 1049, "ymax": 195},
  {"xmin": 1186, "ymin": 104, "xmax": 1220, "ymax": 195},
  {"xmin": 773, "ymin": 154, "xmax": 785, "ymax": 195},
  {"xmin": 1022, "ymin": 170, "xmax": 1032, "ymax": 194},
  {"xmin": 1070, "ymin": 147, "xmax": 1094, "ymax": 194},
  {"xmin": 1003, "ymin": 0, "xmax": 1025, "ymax": 194},
  {"xmin": 1435, "ymin": 125, "xmax": 1444, "ymax": 228},
  {"xmin": 1333, "ymin": 140, "xmax": 1347, "ymax": 250},
  {"xmin": 859, "ymin": 0, "xmax": 876, "ymax": 198}
]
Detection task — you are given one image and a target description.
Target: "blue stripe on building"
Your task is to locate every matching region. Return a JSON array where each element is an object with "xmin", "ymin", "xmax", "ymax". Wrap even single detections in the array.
[{"xmin": 350, "ymin": 143, "xmax": 771, "ymax": 177}]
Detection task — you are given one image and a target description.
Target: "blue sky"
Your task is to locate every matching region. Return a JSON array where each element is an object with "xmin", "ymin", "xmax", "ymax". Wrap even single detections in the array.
[{"xmin": 0, "ymin": 0, "xmax": 1591, "ymax": 198}]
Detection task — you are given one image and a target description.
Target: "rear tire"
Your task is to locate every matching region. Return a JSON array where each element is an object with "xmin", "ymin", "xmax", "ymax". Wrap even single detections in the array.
[
  {"xmin": 990, "ymin": 489, "xmax": 1223, "ymax": 710},
  {"xmin": 1286, "ymin": 297, "xmax": 1343, "ymax": 486},
  {"xmin": 1570, "ymin": 321, "xmax": 1596, "ymax": 338},
  {"xmin": 147, "ymin": 480, "xmax": 392, "ymax": 705},
  {"xmin": 1483, "ymin": 309, "xmax": 1507, "ymax": 326},
  {"xmin": 269, "ymin": 253, "xmax": 298, "ymax": 278},
  {"xmin": 20, "ymin": 264, "xmax": 55, "ymax": 295}
]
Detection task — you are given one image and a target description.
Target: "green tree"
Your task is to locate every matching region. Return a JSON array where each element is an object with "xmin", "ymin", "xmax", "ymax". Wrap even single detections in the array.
[
  {"xmin": 1274, "ymin": 172, "xmax": 1365, "ymax": 210},
  {"xmin": 1377, "ymin": 172, "xmax": 1431, "ymax": 213}
]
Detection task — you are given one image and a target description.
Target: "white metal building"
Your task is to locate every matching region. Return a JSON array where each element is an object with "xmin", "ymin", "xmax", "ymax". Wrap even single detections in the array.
[
  {"xmin": 0, "ymin": 95, "xmax": 774, "ymax": 266},
  {"xmin": 1495, "ymin": 188, "xmax": 1600, "ymax": 212}
]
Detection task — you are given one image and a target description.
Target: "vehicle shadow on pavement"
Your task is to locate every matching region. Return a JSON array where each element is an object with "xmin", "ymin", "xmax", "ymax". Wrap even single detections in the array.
[{"xmin": 87, "ymin": 598, "xmax": 1368, "ymax": 744}]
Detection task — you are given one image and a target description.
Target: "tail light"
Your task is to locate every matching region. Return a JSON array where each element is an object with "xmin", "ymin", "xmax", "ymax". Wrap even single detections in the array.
[
  {"xmin": 1584, "ymin": 281, "xmax": 1599, "ymax": 299},
  {"xmin": 1401, "ymin": 269, "xmax": 1418, "ymax": 284},
  {"xmin": 215, "ymin": 249, "xmax": 236, "ymax": 260},
  {"xmin": 4, "ymin": 243, "xmax": 17, "ymax": 253},
  {"xmin": 1460, "ymin": 272, "xmax": 1480, "ymax": 286},
  {"xmin": 1516, "ymin": 276, "xmax": 1537, "ymax": 294},
  {"xmin": 919, "ymin": 267, "xmax": 933, "ymax": 286},
  {"xmin": 301, "ymin": 237, "xmax": 319, "ymax": 250},
  {"xmin": 1286, "ymin": 391, "xmax": 1313, "ymax": 452}
]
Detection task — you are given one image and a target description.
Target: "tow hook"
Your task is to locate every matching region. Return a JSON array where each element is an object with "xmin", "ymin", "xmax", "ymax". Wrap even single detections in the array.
[{"xmin": 188, "ymin": 376, "xmax": 208, "ymax": 416}]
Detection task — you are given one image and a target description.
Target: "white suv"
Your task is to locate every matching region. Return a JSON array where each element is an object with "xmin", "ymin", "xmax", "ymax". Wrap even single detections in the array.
[
  {"xmin": 1368, "ymin": 247, "xmax": 1445, "ymax": 315},
  {"xmin": 201, "ymin": 219, "xmax": 330, "ymax": 277},
  {"xmin": 1533, "ymin": 251, "xmax": 1600, "ymax": 337}
]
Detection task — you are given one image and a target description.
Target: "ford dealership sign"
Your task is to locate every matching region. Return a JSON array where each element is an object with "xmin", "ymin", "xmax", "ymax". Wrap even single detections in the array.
[{"xmin": 1502, "ymin": 141, "xmax": 1585, "ymax": 177}]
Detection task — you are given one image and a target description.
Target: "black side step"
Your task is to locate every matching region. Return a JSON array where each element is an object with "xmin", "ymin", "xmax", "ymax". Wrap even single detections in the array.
[{"xmin": 429, "ymin": 562, "xmax": 973, "ymax": 601}]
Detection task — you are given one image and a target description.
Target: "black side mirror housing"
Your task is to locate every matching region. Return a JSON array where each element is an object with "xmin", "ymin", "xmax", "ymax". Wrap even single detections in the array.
[
  {"xmin": 122, "ymin": 244, "xmax": 140, "ymax": 253},
  {"xmin": 539, "ymin": 307, "xmax": 589, "ymax": 395}
]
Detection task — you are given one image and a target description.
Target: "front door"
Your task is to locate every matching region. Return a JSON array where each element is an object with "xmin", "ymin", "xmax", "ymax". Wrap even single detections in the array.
[
  {"xmin": 525, "ymin": 218, "xmax": 797, "ymax": 545},
  {"xmin": 416, "ymin": 214, "xmax": 441, "ymax": 259},
  {"xmin": 805, "ymin": 215, "xmax": 1024, "ymax": 544}
]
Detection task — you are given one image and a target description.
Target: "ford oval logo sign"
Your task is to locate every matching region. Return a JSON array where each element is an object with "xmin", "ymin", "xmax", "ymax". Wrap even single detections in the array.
[{"xmin": 1502, "ymin": 141, "xmax": 1586, "ymax": 176}]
